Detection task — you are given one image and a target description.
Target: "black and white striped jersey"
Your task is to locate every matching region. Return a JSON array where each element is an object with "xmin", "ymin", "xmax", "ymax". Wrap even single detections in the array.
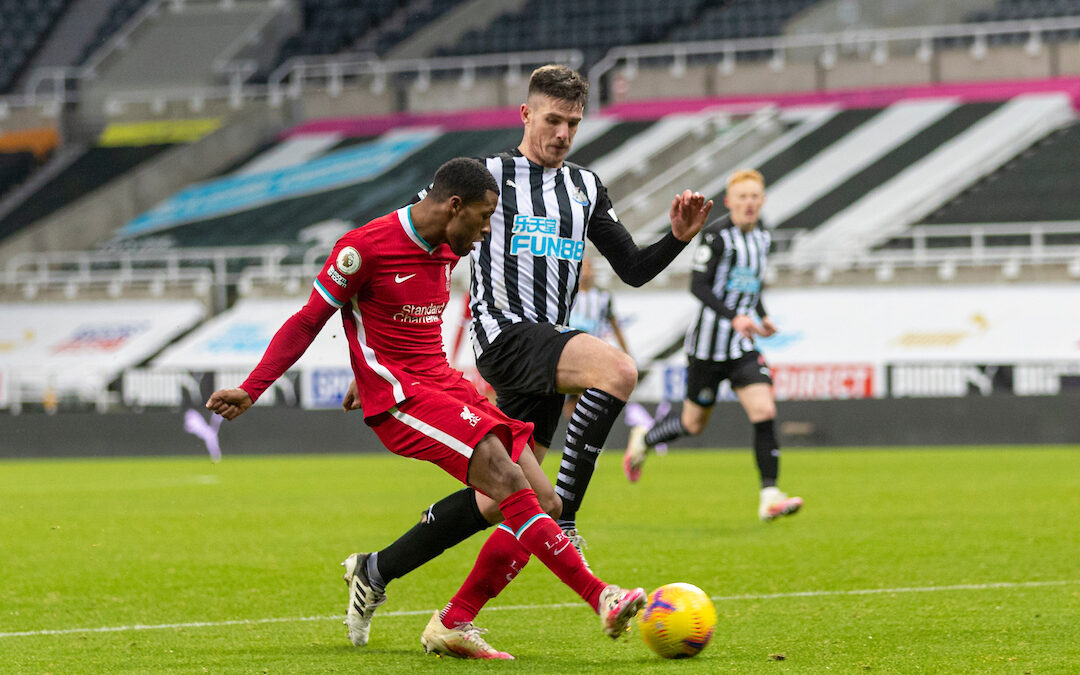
[
  {"xmin": 416, "ymin": 148, "xmax": 688, "ymax": 358},
  {"xmin": 685, "ymin": 215, "xmax": 771, "ymax": 362}
]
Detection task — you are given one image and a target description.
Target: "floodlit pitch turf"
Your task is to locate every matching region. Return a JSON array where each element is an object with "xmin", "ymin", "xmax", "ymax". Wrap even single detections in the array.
[{"xmin": 3, "ymin": 446, "xmax": 1078, "ymax": 673}]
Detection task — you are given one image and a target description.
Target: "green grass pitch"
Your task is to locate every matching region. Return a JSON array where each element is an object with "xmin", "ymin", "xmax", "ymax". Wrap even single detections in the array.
[{"xmin": 3, "ymin": 446, "xmax": 1079, "ymax": 673}]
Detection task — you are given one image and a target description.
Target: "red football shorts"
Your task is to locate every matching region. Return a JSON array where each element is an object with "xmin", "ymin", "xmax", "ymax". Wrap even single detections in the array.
[{"xmin": 369, "ymin": 376, "xmax": 534, "ymax": 486}]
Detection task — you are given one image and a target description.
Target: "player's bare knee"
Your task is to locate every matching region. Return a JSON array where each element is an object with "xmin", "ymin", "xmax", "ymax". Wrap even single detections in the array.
[
  {"xmin": 683, "ymin": 417, "xmax": 707, "ymax": 435},
  {"xmin": 597, "ymin": 351, "xmax": 637, "ymax": 399},
  {"xmin": 681, "ymin": 408, "xmax": 709, "ymax": 435},
  {"xmin": 748, "ymin": 405, "xmax": 776, "ymax": 423}
]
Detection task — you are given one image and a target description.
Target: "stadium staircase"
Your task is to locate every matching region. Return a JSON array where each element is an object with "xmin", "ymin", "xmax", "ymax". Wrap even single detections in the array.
[
  {"xmin": 590, "ymin": 110, "xmax": 737, "ymax": 203},
  {"xmin": 632, "ymin": 105, "xmax": 883, "ymax": 271},
  {"xmin": 79, "ymin": 0, "xmax": 298, "ymax": 108},
  {"xmin": 77, "ymin": 0, "xmax": 151, "ymax": 67},
  {"xmin": 611, "ymin": 107, "xmax": 786, "ymax": 238}
]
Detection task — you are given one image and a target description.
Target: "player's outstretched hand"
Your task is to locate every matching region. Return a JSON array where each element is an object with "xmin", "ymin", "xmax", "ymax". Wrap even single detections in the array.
[
  {"xmin": 342, "ymin": 380, "xmax": 362, "ymax": 412},
  {"xmin": 669, "ymin": 189, "xmax": 714, "ymax": 242},
  {"xmin": 759, "ymin": 317, "xmax": 778, "ymax": 338},
  {"xmin": 206, "ymin": 388, "xmax": 253, "ymax": 421}
]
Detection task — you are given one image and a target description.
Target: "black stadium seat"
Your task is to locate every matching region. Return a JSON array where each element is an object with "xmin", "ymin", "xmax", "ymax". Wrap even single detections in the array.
[{"xmin": 0, "ymin": 0, "xmax": 71, "ymax": 94}]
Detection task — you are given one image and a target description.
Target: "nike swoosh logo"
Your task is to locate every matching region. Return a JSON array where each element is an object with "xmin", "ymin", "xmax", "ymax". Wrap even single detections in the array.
[
  {"xmin": 394, "ymin": 273, "xmax": 416, "ymax": 283},
  {"xmin": 553, "ymin": 541, "xmax": 571, "ymax": 555},
  {"xmin": 506, "ymin": 179, "xmax": 518, "ymax": 189}
]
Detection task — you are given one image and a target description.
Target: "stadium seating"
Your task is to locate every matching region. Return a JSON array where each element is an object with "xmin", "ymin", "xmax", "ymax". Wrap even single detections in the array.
[
  {"xmin": 668, "ymin": 0, "xmax": 822, "ymax": 44},
  {"xmin": 971, "ymin": 0, "xmax": 1080, "ymax": 21},
  {"xmin": 0, "ymin": 144, "xmax": 173, "ymax": 244},
  {"xmin": 435, "ymin": 0, "xmax": 719, "ymax": 66},
  {"xmin": 784, "ymin": 93, "xmax": 1075, "ymax": 267},
  {"xmin": 920, "ymin": 120, "xmax": 1080, "ymax": 227},
  {"xmin": 942, "ymin": 0, "xmax": 1080, "ymax": 49},
  {"xmin": 268, "ymin": 0, "xmax": 460, "ymax": 73},
  {"xmin": 112, "ymin": 125, "xmax": 525, "ymax": 249},
  {"xmin": 0, "ymin": 126, "xmax": 59, "ymax": 210},
  {"xmin": 372, "ymin": 0, "xmax": 460, "ymax": 55},
  {"xmin": 0, "ymin": 0, "xmax": 71, "ymax": 94},
  {"xmin": 3, "ymin": 4, "xmax": 1079, "ymax": 264},
  {"xmin": 0, "ymin": 151, "xmax": 35, "ymax": 200},
  {"xmin": 271, "ymin": 0, "xmax": 398, "ymax": 67}
]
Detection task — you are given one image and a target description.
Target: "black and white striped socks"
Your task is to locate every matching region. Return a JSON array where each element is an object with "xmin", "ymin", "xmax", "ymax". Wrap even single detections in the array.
[
  {"xmin": 555, "ymin": 388, "xmax": 625, "ymax": 529},
  {"xmin": 644, "ymin": 411, "xmax": 689, "ymax": 447}
]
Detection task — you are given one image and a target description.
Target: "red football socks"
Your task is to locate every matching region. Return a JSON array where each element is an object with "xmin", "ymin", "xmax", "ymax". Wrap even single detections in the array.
[
  {"xmin": 439, "ymin": 526, "xmax": 529, "ymax": 627},
  {"xmin": 439, "ymin": 487, "xmax": 605, "ymax": 628}
]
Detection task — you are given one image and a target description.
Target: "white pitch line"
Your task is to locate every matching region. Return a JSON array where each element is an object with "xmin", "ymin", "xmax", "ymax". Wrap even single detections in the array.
[{"xmin": 3, "ymin": 579, "xmax": 1076, "ymax": 639}]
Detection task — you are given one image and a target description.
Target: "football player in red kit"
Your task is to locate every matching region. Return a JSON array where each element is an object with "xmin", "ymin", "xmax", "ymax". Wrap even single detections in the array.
[{"xmin": 205, "ymin": 157, "xmax": 645, "ymax": 660}]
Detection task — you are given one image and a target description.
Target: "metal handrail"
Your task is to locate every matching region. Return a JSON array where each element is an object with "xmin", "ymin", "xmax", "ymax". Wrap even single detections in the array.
[
  {"xmin": 767, "ymin": 222, "xmax": 1080, "ymax": 272},
  {"xmin": 588, "ymin": 15, "xmax": 1080, "ymax": 108},
  {"xmin": 266, "ymin": 49, "xmax": 584, "ymax": 105},
  {"xmin": 620, "ymin": 106, "xmax": 778, "ymax": 217},
  {"xmin": 3, "ymin": 245, "xmax": 290, "ymax": 286}
]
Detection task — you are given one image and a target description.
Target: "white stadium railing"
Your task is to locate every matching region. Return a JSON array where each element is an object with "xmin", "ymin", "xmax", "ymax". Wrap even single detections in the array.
[
  {"xmin": 2, "ymin": 48, "xmax": 585, "ymax": 119},
  {"xmin": 266, "ymin": 49, "xmax": 585, "ymax": 107},
  {"xmin": 3, "ymin": 222, "xmax": 1077, "ymax": 302},
  {"xmin": 769, "ymin": 221, "xmax": 1080, "ymax": 282},
  {"xmin": 2, "ymin": 245, "xmax": 289, "ymax": 307},
  {"xmin": 588, "ymin": 15, "xmax": 1080, "ymax": 108},
  {"xmin": 3, "ymin": 16, "xmax": 1080, "ymax": 118}
]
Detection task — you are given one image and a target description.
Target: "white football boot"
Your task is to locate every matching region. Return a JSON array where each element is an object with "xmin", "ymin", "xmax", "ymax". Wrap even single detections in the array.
[
  {"xmin": 420, "ymin": 611, "xmax": 514, "ymax": 659},
  {"xmin": 341, "ymin": 552, "xmax": 386, "ymax": 646},
  {"xmin": 759, "ymin": 486, "xmax": 803, "ymax": 522}
]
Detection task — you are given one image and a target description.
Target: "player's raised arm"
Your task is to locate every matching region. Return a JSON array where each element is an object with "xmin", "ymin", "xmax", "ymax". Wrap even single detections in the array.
[
  {"xmin": 669, "ymin": 189, "xmax": 714, "ymax": 242},
  {"xmin": 588, "ymin": 183, "xmax": 714, "ymax": 288},
  {"xmin": 205, "ymin": 288, "xmax": 337, "ymax": 420}
]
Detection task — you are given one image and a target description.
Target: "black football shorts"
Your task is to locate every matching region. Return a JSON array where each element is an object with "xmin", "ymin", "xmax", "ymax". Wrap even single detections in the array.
[
  {"xmin": 685, "ymin": 351, "xmax": 772, "ymax": 406},
  {"xmin": 475, "ymin": 321, "xmax": 583, "ymax": 448}
]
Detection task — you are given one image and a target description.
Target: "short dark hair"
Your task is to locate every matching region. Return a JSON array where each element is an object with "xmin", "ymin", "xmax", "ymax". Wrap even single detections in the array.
[
  {"xmin": 528, "ymin": 64, "xmax": 588, "ymax": 108},
  {"xmin": 428, "ymin": 157, "xmax": 498, "ymax": 204}
]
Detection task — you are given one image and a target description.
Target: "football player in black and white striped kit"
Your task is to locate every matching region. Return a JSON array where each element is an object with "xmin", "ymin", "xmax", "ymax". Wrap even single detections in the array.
[
  {"xmin": 340, "ymin": 64, "xmax": 714, "ymax": 648},
  {"xmin": 623, "ymin": 169, "xmax": 803, "ymax": 522}
]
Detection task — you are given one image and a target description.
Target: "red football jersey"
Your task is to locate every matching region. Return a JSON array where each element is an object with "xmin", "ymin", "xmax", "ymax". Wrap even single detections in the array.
[
  {"xmin": 239, "ymin": 206, "xmax": 465, "ymax": 417},
  {"xmin": 312, "ymin": 206, "xmax": 463, "ymax": 416}
]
